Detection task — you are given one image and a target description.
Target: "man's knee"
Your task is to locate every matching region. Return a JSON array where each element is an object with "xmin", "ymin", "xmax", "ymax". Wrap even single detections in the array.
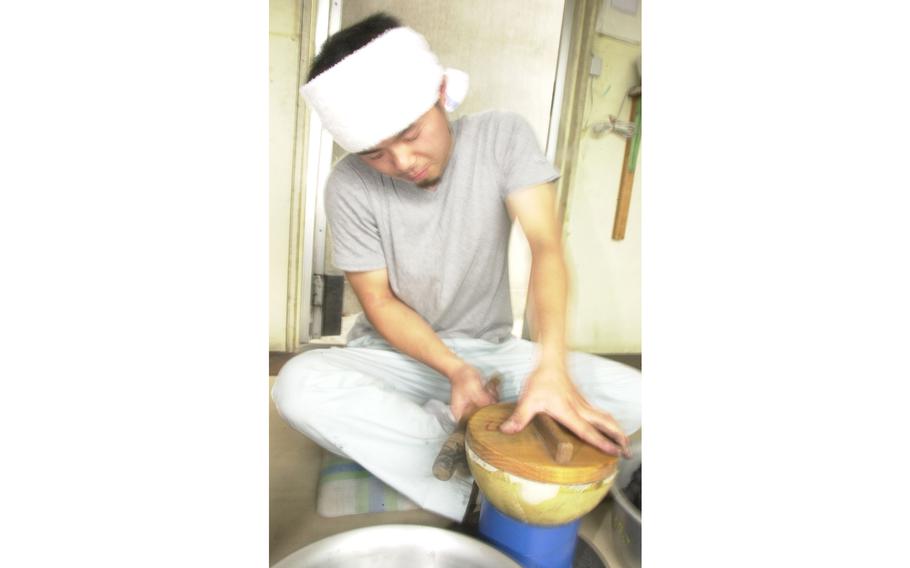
[
  {"xmin": 570, "ymin": 353, "xmax": 642, "ymax": 433},
  {"xmin": 271, "ymin": 351, "xmax": 329, "ymax": 428}
]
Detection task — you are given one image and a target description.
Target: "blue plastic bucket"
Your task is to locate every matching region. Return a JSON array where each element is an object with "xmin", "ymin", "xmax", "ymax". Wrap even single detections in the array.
[{"xmin": 477, "ymin": 497, "xmax": 581, "ymax": 568}]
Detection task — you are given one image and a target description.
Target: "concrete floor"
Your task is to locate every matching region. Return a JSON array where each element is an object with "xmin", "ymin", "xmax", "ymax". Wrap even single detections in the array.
[{"xmin": 269, "ymin": 373, "xmax": 641, "ymax": 567}]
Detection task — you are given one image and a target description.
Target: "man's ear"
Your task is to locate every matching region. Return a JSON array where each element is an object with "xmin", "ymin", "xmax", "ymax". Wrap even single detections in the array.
[{"xmin": 437, "ymin": 76, "xmax": 448, "ymax": 108}]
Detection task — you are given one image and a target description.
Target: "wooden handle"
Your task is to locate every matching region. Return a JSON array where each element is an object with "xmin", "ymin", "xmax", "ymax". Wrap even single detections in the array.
[
  {"xmin": 432, "ymin": 421, "xmax": 467, "ymax": 481},
  {"xmin": 486, "ymin": 375, "xmax": 502, "ymax": 396},
  {"xmin": 432, "ymin": 374, "xmax": 503, "ymax": 480},
  {"xmin": 612, "ymin": 95, "xmax": 640, "ymax": 240},
  {"xmin": 532, "ymin": 414, "xmax": 575, "ymax": 464}
]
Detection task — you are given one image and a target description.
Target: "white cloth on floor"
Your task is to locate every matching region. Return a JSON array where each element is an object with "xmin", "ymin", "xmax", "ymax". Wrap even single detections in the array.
[{"xmin": 271, "ymin": 336, "xmax": 642, "ymax": 521}]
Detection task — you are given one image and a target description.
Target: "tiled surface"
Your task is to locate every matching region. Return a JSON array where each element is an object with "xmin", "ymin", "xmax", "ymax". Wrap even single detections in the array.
[{"xmin": 269, "ymin": 375, "xmax": 641, "ymax": 567}]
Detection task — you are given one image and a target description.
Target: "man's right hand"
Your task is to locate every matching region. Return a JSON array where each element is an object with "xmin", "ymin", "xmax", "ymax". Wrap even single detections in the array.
[
  {"xmin": 348, "ymin": 269, "xmax": 500, "ymax": 420},
  {"xmin": 447, "ymin": 363, "xmax": 498, "ymax": 421}
]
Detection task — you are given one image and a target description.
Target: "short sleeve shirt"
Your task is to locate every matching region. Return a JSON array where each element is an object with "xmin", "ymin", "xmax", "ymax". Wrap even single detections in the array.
[{"xmin": 324, "ymin": 111, "xmax": 559, "ymax": 343}]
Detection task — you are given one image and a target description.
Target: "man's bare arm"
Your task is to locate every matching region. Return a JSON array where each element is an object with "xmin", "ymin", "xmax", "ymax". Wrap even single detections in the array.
[
  {"xmin": 502, "ymin": 182, "xmax": 630, "ymax": 457},
  {"xmin": 346, "ymin": 268, "xmax": 496, "ymax": 419}
]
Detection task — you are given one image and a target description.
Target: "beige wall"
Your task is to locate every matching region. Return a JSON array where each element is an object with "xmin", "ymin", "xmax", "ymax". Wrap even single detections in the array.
[
  {"xmin": 269, "ymin": 0, "xmax": 305, "ymax": 351},
  {"xmin": 564, "ymin": 33, "xmax": 641, "ymax": 353},
  {"xmin": 340, "ymin": 1, "xmax": 562, "ymax": 140}
]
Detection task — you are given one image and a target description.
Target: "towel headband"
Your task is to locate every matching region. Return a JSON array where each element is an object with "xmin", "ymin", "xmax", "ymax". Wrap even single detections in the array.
[{"xmin": 301, "ymin": 26, "xmax": 468, "ymax": 153}]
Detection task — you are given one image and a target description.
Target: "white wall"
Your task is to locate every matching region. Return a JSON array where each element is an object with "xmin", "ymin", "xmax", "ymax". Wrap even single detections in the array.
[{"xmin": 564, "ymin": 32, "xmax": 642, "ymax": 353}]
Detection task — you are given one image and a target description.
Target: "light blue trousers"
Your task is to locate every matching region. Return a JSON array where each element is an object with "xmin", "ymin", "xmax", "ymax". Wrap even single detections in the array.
[{"xmin": 271, "ymin": 336, "xmax": 641, "ymax": 521}]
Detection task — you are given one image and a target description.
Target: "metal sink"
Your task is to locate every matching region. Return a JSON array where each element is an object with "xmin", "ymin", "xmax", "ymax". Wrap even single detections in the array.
[
  {"xmin": 272, "ymin": 524, "xmax": 521, "ymax": 568},
  {"xmin": 607, "ymin": 432, "xmax": 641, "ymax": 567}
]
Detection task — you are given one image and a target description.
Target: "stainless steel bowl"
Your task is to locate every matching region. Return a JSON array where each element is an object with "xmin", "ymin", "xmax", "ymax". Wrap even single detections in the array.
[
  {"xmin": 608, "ymin": 432, "xmax": 641, "ymax": 567},
  {"xmin": 272, "ymin": 524, "xmax": 521, "ymax": 568}
]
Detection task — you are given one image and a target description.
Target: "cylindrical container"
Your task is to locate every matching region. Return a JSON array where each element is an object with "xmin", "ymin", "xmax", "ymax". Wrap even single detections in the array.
[{"xmin": 478, "ymin": 497, "xmax": 581, "ymax": 568}]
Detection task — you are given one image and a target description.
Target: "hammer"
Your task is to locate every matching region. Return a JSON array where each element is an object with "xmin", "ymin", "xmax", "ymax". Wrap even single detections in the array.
[{"xmin": 432, "ymin": 374, "xmax": 501, "ymax": 481}]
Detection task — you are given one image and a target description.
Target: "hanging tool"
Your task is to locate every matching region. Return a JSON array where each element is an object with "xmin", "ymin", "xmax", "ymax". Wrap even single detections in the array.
[{"xmin": 612, "ymin": 84, "xmax": 641, "ymax": 240}]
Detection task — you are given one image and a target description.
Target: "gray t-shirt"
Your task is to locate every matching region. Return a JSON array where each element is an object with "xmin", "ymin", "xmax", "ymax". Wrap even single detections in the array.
[{"xmin": 325, "ymin": 110, "xmax": 559, "ymax": 343}]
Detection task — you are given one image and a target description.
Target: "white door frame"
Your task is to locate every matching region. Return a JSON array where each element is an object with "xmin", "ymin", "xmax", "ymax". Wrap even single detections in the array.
[{"xmin": 294, "ymin": 0, "xmax": 342, "ymax": 346}]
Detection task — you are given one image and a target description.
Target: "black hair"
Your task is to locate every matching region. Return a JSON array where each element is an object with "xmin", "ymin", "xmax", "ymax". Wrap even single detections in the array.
[{"xmin": 306, "ymin": 12, "xmax": 402, "ymax": 82}]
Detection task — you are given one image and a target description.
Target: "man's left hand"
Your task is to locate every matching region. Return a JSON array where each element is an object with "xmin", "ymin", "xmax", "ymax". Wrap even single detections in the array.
[{"xmin": 498, "ymin": 364, "xmax": 632, "ymax": 459}]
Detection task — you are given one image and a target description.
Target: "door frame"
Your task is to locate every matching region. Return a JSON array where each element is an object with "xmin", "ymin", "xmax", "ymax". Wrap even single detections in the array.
[{"xmin": 286, "ymin": 0, "xmax": 342, "ymax": 349}]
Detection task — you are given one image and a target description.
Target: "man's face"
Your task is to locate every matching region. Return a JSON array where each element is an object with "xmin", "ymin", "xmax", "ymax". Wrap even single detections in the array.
[{"xmin": 356, "ymin": 88, "xmax": 453, "ymax": 189}]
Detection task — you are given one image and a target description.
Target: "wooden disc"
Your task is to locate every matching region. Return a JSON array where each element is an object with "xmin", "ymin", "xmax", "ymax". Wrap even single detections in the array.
[{"xmin": 466, "ymin": 403, "xmax": 618, "ymax": 485}]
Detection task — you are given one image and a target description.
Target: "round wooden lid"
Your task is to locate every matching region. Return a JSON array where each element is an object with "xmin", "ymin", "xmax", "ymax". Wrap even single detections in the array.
[{"xmin": 465, "ymin": 403, "xmax": 619, "ymax": 485}]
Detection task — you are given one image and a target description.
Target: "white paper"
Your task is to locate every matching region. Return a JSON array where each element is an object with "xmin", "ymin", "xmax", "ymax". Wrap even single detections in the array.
[
  {"xmin": 597, "ymin": 0, "xmax": 642, "ymax": 44},
  {"xmin": 612, "ymin": 0, "xmax": 639, "ymax": 16}
]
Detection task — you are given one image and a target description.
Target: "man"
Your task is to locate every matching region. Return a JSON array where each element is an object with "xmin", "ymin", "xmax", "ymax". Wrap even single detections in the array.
[{"xmin": 272, "ymin": 13, "xmax": 641, "ymax": 521}]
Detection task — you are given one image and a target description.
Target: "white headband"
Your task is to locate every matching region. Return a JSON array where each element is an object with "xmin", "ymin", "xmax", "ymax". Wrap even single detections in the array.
[{"xmin": 301, "ymin": 26, "xmax": 468, "ymax": 153}]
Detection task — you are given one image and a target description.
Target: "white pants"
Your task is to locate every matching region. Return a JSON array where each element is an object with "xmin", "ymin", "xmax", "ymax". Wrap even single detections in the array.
[{"xmin": 271, "ymin": 336, "xmax": 642, "ymax": 521}]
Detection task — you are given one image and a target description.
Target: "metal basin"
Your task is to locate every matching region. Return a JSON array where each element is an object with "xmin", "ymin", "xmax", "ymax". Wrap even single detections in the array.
[
  {"xmin": 272, "ymin": 525, "xmax": 521, "ymax": 568},
  {"xmin": 608, "ymin": 432, "xmax": 641, "ymax": 567}
]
